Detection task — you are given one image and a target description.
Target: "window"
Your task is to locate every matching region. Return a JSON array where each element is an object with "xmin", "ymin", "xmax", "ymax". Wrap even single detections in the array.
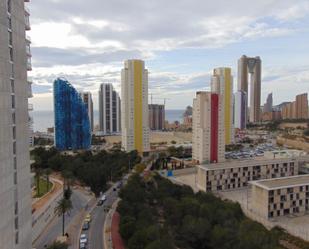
[
  {"xmin": 14, "ymin": 217, "xmax": 18, "ymax": 230},
  {"xmin": 14, "ymin": 202, "xmax": 18, "ymax": 215},
  {"xmin": 7, "ymin": 0, "xmax": 11, "ymax": 13},
  {"xmin": 14, "ymin": 171, "xmax": 17, "ymax": 185},
  {"xmin": 11, "ymin": 79, "xmax": 14, "ymax": 93},
  {"xmin": 15, "ymin": 231, "xmax": 18, "ymax": 245},
  {"xmin": 12, "ymin": 126, "xmax": 16, "ymax": 139},
  {"xmin": 13, "ymin": 141, "xmax": 16, "ymax": 154},
  {"xmin": 11, "ymin": 95, "xmax": 15, "ymax": 109}
]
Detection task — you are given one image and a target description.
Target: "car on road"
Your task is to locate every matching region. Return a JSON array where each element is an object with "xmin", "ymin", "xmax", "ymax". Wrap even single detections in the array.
[
  {"xmin": 97, "ymin": 194, "xmax": 106, "ymax": 206},
  {"xmin": 80, "ymin": 243, "xmax": 87, "ymax": 249},
  {"xmin": 80, "ymin": 234, "xmax": 88, "ymax": 245},
  {"xmin": 84, "ymin": 214, "xmax": 92, "ymax": 223},
  {"xmin": 82, "ymin": 221, "xmax": 90, "ymax": 230}
]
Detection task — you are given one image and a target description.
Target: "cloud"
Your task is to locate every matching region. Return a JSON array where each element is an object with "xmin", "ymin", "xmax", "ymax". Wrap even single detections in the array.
[{"xmin": 27, "ymin": 0, "xmax": 309, "ymax": 110}]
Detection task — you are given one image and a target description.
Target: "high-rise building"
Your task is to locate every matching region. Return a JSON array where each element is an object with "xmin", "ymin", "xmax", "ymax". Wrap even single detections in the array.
[
  {"xmin": 54, "ymin": 78, "xmax": 91, "ymax": 150},
  {"xmin": 281, "ymin": 93, "xmax": 308, "ymax": 120},
  {"xmin": 211, "ymin": 67, "xmax": 234, "ymax": 144},
  {"xmin": 149, "ymin": 104, "xmax": 165, "ymax": 130},
  {"xmin": 192, "ymin": 92, "xmax": 225, "ymax": 164},
  {"xmin": 0, "ymin": 0, "xmax": 32, "ymax": 248},
  {"xmin": 98, "ymin": 83, "xmax": 121, "ymax": 135},
  {"xmin": 80, "ymin": 92, "xmax": 94, "ymax": 132},
  {"xmin": 295, "ymin": 93, "xmax": 308, "ymax": 119},
  {"xmin": 238, "ymin": 55, "xmax": 262, "ymax": 123},
  {"xmin": 234, "ymin": 91, "xmax": 247, "ymax": 130},
  {"xmin": 121, "ymin": 60, "xmax": 150, "ymax": 154},
  {"xmin": 263, "ymin": 93, "xmax": 273, "ymax": 113}
]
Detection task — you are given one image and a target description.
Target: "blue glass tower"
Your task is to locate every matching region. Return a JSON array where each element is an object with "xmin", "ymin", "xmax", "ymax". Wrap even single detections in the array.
[{"xmin": 54, "ymin": 78, "xmax": 91, "ymax": 150}]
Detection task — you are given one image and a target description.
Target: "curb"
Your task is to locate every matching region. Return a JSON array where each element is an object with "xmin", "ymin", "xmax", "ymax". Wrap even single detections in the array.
[{"xmin": 103, "ymin": 198, "xmax": 120, "ymax": 249}]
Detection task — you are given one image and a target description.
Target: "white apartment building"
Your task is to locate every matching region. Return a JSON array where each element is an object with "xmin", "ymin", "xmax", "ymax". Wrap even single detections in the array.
[
  {"xmin": 98, "ymin": 83, "xmax": 121, "ymax": 135},
  {"xmin": 197, "ymin": 156, "xmax": 298, "ymax": 192},
  {"xmin": 192, "ymin": 91, "xmax": 225, "ymax": 164},
  {"xmin": 80, "ymin": 92, "xmax": 94, "ymax": 132},
  {"xmin": 121, "ymin": 60, "xmax": 150, "ymax": 155},
  {"xmin": 0, "ymin": 0, "xmax": 32, "ymax": 248},
  {"xmin": 251, "ymin": 175, "xmax": 309, "ymax": 219}
]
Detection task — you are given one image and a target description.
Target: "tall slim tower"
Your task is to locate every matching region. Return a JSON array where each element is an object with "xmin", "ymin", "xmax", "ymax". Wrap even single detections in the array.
[
  {"xmin": 99, "ymin": 83, "xmax": 121, "ymax": 134},
  {"xmin": 238, "ymin": 55, "xmax": 262, "ymax": 123},
  {"xmin": 234, "ymin": 91, "xmax": 247, "ymax": 130},
  {"xmin": 263, "ymin": 93, "xmax": 273, "ymax": 113},
  {"xmin": 149, "ymin": 104, "xmax": 165, "ymax": 130},
  {"xmin": 0, "ymin": 0, "xmax": 32, "ymax": 248},
  {"xmin": 80, "ymin": 92, "xmax": 94, "ymax": 132},
  {"xmin": 211, "ymin": 67, "xmax": 234, "ymax": 144},
  {"xmin": 121, "ymin": 60, "xmax": 150, "ymax": 154},
  {"xmin": 192, "ymin": 92, "xmax": 225, "ymax": 164}
]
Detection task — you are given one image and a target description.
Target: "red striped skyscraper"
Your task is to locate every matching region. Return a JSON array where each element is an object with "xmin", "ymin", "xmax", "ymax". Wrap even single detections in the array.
[{"xmin": 192, "ymin": 91, "xmax": 225, "ymax": 164}]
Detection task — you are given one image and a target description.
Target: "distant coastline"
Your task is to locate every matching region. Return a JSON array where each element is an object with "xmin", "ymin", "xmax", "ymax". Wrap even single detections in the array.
[{"xmin": 32, "ymin": 109, "xmax": 184, "ymax": 132}]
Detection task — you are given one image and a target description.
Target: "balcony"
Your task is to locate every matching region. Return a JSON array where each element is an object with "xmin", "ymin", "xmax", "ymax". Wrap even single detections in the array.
[
  {"xmin": 26, "ymin": 43, "xmax": 31, "ymax": 57},
  {"xmin": 27, "ymin": 80, "xmax": 32, "ymax": 98},
  {"xmin": 27, "ymin": 57, "xmax": 32, "ymax": 71},
  {"xmin": 26, "ymin": 35, "xmax": 31, "ymax": 43},
  {"xmin": 25, "ymin": 13, "xmax": 30, "ymax": 31},
  {"xmin": 28, "ymin": 103, "xmax": 33, "ymax": 111}
]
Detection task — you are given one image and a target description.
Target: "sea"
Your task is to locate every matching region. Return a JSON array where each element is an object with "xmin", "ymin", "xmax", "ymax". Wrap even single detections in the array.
[{"xmin": 32, "ymin": 109, "xmax": 184, "ymax": 132}]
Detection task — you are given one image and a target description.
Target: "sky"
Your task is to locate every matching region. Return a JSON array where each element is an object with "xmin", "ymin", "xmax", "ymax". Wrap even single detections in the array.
[{"xmin": 28, "ymin": 0, "xmax": 309, "ymax": 111}]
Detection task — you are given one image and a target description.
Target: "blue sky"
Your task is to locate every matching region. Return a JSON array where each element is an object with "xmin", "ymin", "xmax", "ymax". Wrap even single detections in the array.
[{"xmin": 28, "ymin": 0, "xmax": 309, "ymax": 110}]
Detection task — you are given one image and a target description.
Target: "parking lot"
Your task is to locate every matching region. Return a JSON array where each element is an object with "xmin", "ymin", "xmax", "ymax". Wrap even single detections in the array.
[{"xmin": 225, "ymin": 143, "xmax": 278, "ymax": 160}]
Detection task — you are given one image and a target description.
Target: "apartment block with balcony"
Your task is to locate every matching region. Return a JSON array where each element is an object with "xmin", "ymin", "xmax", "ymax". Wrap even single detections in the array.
[
  {"xmin": 250, "ymin": 175, "xmax": 309, "ymax": 219},
  {"xmin": 197, "ymin": 156, "xmax": 298, "ymax": 192},
  {"xmin": 0, "ymin": 0, "xmax": 32, "ymax": 248}
]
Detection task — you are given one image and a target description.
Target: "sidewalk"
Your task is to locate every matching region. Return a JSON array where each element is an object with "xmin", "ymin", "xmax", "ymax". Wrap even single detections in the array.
[{"xmin": 103, "ymin": 199, "xmax": 125, "ymax": 249}]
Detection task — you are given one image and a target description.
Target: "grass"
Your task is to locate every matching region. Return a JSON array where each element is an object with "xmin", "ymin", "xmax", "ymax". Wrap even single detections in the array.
[{"xmin": 35, "ymin": 177, "xmax": 53, "ymax": 198}]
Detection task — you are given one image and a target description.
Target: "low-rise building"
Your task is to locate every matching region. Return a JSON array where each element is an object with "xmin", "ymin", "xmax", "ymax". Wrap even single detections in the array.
[
  {"xmin": 197, "ymin": 156, "xmax": 299, "ymax": 192},
  {"xmin": 250, "ymin": 175, "xmax": 309, "ymax": 219}
]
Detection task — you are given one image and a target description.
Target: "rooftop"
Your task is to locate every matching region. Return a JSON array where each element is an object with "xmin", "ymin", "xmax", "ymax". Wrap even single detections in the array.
[
  {"xmin": 250, "ymin": 174, "xmax": 309, "ymax": 190},
  {"xmin": 198, "ymin": 150, "xmax": 308, "ymax": 171}
]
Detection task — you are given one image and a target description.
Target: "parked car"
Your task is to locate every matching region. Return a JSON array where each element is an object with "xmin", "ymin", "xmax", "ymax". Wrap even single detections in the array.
[
  {"xmin": 82, "ymin": 222, "xmax": 90, "ymax": 230},
  {"xmin": 97, "ymin": 195, "xmax": 106, "ymax": 206},
  {"xmin": 80, "ymin": 234, "xmax": 88, "ymax": 245}
]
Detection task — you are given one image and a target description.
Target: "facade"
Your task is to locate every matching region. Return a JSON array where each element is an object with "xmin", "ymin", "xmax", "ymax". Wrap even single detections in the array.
[
  {"xmin": 251, "ymin": 175, "xmax": 309, "ymax": 219},
  {"xmin": 261, "ymin": 111, "xmax": 282, "ymax": 122},
  {"xmin": 238, "ymin": 55, "xmax": 262, "ymax": 123},
  {"xmin": 0, "ymin": 0, "xmax": 32, "ymax": 248},
  {"xmin": 263, "ymin": 93, "xmax": 273, "ymax": 113},
  {"xmin": 234, "ymin": 90, "xmax": 247, "ymax": 130},
  {"xmin": 99, "ymin": 83, "xmax": 121, "ymax": 135},
  {"xmin": 295, "ymin": 93, "xmax": 308, "ymax": 119},
  {"xmin": 80, "ymin": 92, "xmax": 94, "ymax": 132},
  {"xmin": 192, "ymin": 92, "xmax": 225, "ymax": 164},
  {"xmin": 121, "ymin": 60, "xmax": 150, "ymax": 154},
  {"xmin": 54, "ymin": 78, "xmax": 91, "ymax": 150},
  {"xmin": 197, "ymin": 157, "xmax": 298, "ymax": 192},
  {"xmin": 149, "ymin": 104, "xmax": 165, "ymax": 130},
  {"xmin": 281, "ymin": 93, "xmax": 308, "ymax": 120},
  {"xmin": 211, "ymin": 67, "xmax": 234, "ymax": 144}
]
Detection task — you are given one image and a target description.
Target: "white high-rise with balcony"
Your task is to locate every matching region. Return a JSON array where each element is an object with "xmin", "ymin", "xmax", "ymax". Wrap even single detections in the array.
[{"xmin": 0, "ymin": 0, "xmax": 32, "ymax": 248}]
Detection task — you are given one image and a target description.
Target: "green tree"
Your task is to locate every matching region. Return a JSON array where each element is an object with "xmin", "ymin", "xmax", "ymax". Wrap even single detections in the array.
[
  {"xmin": 54, "ymin": 198, "xmax": 73, "ymax": 236},
  {"xmin": 44, "ymin": 168, "xmax": 52, "ymax": 191}
]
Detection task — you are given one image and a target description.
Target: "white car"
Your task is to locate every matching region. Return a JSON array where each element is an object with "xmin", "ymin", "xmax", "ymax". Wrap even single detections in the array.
[{"xmin": 80, "ymin": 234, "xmax": 88, "ymax": 245}]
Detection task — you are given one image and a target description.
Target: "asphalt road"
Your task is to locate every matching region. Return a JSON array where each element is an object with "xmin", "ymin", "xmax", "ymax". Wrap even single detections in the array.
[
  {"xmin": 33, "ymin": 189, "xmax": 90, "ymax": 249},
  {"xmin": 79, "ymin": 183, "xmax": 120, "ymax": 249}
]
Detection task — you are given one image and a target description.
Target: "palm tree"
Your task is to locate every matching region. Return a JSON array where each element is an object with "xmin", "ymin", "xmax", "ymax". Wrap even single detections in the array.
[
  {"xmin": 54, "ymin": 198, "xmax": 73, "ymax": 236},
  {"xmin": 34, "ymin": 167, "xmax": 43, "ymax": 196},
  {"xmin": 44, "ymin": 168, "xmax": 52, "ymax": 191}
]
